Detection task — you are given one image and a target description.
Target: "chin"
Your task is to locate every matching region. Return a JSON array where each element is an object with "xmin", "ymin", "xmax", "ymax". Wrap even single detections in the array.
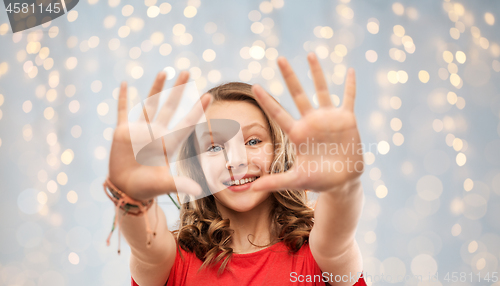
[{"xmin": 213, "ymin": 189, "xmax": 271, "ymax": 213}]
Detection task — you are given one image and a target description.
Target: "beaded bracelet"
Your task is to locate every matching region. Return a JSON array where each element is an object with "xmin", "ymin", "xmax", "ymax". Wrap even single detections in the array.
[{"xmin": 103, "ymin": 177, "xmax": 157, "ymax": 254}]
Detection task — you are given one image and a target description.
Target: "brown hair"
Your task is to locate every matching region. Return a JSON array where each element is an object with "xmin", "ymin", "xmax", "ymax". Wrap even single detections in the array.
[{"xmin": 171, "ymin": 82, "xmax": 315, "ymax": 276}]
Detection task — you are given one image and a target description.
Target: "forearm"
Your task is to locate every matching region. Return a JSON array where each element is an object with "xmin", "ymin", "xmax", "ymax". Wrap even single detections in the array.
[
  {"xmin": 118, "ymin": 201, "xmax": 174, "ymax": 264},
  {"xmin": 310, "ymin": 178, "xmax": 364, "ymax": 258}
]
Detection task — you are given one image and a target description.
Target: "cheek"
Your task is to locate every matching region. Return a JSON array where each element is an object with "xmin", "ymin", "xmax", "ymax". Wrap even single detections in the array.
[
  {"xmin": 199, "ymin": 155, "xmax": 226, "ymax": 183},
  {"xmin": 248, "ymin": 145, "xmax": 274, "ymax": 173}
]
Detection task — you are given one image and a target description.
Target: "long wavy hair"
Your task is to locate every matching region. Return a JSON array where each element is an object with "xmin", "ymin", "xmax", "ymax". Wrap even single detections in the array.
[{"xmin": 171, "ymin": 82, "xmax": 315, "ymax": 276}]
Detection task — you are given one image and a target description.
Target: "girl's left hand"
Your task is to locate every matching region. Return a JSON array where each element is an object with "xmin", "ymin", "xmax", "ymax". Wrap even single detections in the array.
[{"xmin": 250, "ymin": 52, "xmax": 364, "ymax": 193}]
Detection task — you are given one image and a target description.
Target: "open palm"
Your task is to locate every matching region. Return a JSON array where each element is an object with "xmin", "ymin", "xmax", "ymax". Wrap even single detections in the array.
[
  {"xmin": 109, "ymin": 71, "xmax": 210, "ymax": 201},
  {"xmin": 250, "ymin": 53, "xmax": 364, "ymax": 193}
]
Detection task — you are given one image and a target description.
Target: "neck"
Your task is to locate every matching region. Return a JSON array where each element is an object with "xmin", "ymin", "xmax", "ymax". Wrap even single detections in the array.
[{"xmin": 215, "ymin": 196, "xmax": 274, "ymax": 254}]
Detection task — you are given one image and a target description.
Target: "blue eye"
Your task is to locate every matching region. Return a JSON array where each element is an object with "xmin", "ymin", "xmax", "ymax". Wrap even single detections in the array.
[
  {"xmin": 207, "ymin": 145, "xmax": 224, "ymax": 152},
  {"xmin": 246, "ymin": 138, "xmax": 261, "ymax": 146}
]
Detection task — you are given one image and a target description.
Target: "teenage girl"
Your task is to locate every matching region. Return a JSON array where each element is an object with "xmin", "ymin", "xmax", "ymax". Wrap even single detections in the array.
[{"xmin": 107, "ymin": 52, "xmax": 367, "ymax": 285}]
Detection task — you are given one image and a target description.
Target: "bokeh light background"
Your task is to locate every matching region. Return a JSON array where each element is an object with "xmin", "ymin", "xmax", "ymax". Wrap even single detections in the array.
[{"xmin": 1, "ymin": 0, "xmax": 500, "ymax": 285}]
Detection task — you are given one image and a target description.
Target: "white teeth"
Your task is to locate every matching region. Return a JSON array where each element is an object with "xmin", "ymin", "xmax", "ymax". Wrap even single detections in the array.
[{"xmin": 226, "ymin": 176, "xmax": 259, "ymax": 186}]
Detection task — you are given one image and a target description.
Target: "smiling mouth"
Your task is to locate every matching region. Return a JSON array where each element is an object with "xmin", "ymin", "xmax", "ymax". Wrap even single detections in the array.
[{"xmin": 222, "ymin": 176, "xmax": 260, "ymax": 187}]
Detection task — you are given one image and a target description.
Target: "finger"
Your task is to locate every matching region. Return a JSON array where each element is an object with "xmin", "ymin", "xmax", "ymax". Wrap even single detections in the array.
[
  {"xmin": 277, "ymin": 57, "xmax": 314, "ymax": 116},
  {"xmin": 164, "ymin": 93, "xmax": 212, "ymax": 149},
  {"xmin": 251, "ymin": 84, "xmax": 295, "ymax": 134},
  {"xmin": 342, "ymin": 68, "xmax": 357, "ymax": 112},
  {"xmin": 139, "ymin": 71, "xmax": 167, "ymax": 122},
  {"xmin": 117, "ymin": 81, "xmax": 128, "ymax": 125},
  {"xmin": 307, "ymin": 52, "xmax": 332, "ymax": 107},
  {"xmin": 156, "ymin": 71, "xmax": 190, "ymax": 126},
  {"xmin": 250, "ymin": 172, "xmax": 298, "ymax": 192}
]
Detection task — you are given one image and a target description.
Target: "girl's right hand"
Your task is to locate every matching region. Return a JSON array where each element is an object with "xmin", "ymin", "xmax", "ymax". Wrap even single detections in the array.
[{"xmin": 108, "ymin": 71, "xmax": 211, "ymax": 201}]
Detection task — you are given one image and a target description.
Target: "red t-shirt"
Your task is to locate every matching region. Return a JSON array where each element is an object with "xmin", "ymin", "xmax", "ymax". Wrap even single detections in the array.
[{"xmin": 132, "ymin": 241, "xmax": 367, "ymax": 286}]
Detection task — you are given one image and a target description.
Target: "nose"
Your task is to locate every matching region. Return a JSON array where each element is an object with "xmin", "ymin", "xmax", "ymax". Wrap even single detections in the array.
[{"xmin": 224, "ymin": 143, "xmax": 247, "ymax": 170}]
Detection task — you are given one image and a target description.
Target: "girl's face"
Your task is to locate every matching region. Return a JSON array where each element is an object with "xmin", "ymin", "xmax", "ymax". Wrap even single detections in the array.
[{"xmin": 197, "ymin": 100, "xmax": 275, "ymax": 213}]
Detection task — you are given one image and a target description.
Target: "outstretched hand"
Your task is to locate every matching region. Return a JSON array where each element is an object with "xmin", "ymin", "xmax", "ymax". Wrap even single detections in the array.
[{"xmin": 250, "ymin": 53, "xmax": 364, "ymax": 193}]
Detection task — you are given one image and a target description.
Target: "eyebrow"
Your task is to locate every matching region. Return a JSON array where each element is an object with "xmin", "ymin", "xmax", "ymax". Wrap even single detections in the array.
[{"xmin": 242, "ymin": 122, "xmax": 268, "ymax": 132}]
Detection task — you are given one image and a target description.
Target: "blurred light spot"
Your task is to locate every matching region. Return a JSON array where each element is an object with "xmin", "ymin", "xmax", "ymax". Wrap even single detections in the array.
[
  {"xmin": 173, "ymin": 24, "xmax": 186, "ymax": 36},
  {"xmin": 204, "ymin": 22, "xmax": 217, "ymax": 34},
  {"xmin": 418, "ymin": 70, "xmax": 429, "ymax": 83},
  {"xmin": 163, "ymin": 66, "xmax": 175, "ymax": 80},
  {"xmin": 411, "ymin": 254, "xmax": 437, "ymax": 278},
  {"xmin": 369, "ymin": 168, "xmax": 381, "ymax": 180},
  {"xmin": 160, "ymin": 3, "xmax": 171, "ymax": 14},
  {"xmin": 37, "ymin": 191, "xmax": 48, "ymax": 204},
  {"xmin": 207, "ymin": 70, "xmax": 221, "ymax": 83},
  {"xmin": 392, "ymin": 133, "xmax": 404, "ymax": 146},
  {"xmin": 269, "ymin": 81, "xmax": 283, "ymax": 96},
  {"xmin": 122, "ymin": 4, "xmax": 133, "ymax": 16},
  {"xmin": 131, "ymin": 66, "xmax": 144, "ymax": 79},
  {"xmin": 250, "ymin": 46, "xmax": 265, "ymax": 60},
  {"xmin": 365, "ymin": 50, "xmax": 377, "ymax": 63},
  {"xmin": 23, "ymin": 124, "xmax": 33, "ymax": 141},
  {"xmin": 248, "ymin": 10, "xmax": 261, "ymax": 21},
  {"xmin": 377, "ymin": 141, "xmax": 390, "ymax": 155},
  {"xmin": 364, "ymin": 152, "xmax": 375, "ymax": 165},
  {"xmin": 118, "ymin": 26, "xmax": 130, "ymax": 38},
  {"xmin": 456, "ymin": 152, "xmax": 466, "ymax": 166},
  {"xmin": 468, "ymin": 241, "xmax": 478, "ymax": 253},
  {"xmin": 364, "ymin": 231, "xmax": 376, "ymax": 244},
  {"xmin": 147, "ymin": 6, "xmax": 160, "ymax": 18},
  {"xmin": 456, "ymin": 51, "xmax": 466, "ymax": 64},
  {"xmin": 97, "ymin": 102, "xmax": 109, "ymax": 116},
  {"xmin": 390, "ymin": 96, "xmax": 402, "ymax": 109},
  {"xmin": 320, "ymin": 26, "xmax": 333, "ymax": 39},
  {"xmin": 67, "ymin": 10, "xmax": 78, "ymax": 22},
  {"xmin": 390, "ymin": 118, "xmax": 402, "ymax": 131},
  {"xmin": 95, "ymin": 146, "xmax": 107, "ymax": 160},
  {"xmin": 432, "ymin": 119, "xmax": 443, "ymax": 132},
  {"xmin": 451, "ymin": 223, "xmax": 461, "ymax": 236},
  {"xmin": 69, "ymin": 100, "xmax": 80, "ymax": 113},
  {"xmin": 67, "ymin": 191, "xmax": 78, "ymax": 204},
  {"xmin": 159, "ymin": 43, "xmax": 172, "ymax": 56},
  {"xmin": 452, "ymin": 138, "xmax": 463, "ymax": 151},
  {"xmin": 367, "ymin": 18, "xmax": 379, "ymax": 34},
  {"xmin": 392, "ymin": 2, "xmax": 404, "ymax": 16},
  {"xmin": 260, "ymin": 1, "xmax": 273, "ymax": 13},
  {"xmin": 484, "ymin": 13, "xmax": 495, "ymax": 25},
  {"xmin": 91, "ymin": 80, "xmax": 102, "ymax": 93},
  {"xmin": 47, "ymin": 179, "xmax": 58, "ymax": 193},
  {"xmin": 71, "ymin": 125, "xmax": 82, "ymax": 138},
  {"xmin": 102, "ymin": 128, "xmax": 114, "ymax": 141},
  {"xmin": 44, "ymin": 107, "xmax": 55, "ymax": 120},
  {"xmin": 57, "ymin": 172, "xmax": 68, "ymax": 185},
  {"xmin": 61, "ymin": 149, "xmax": 74, "ymax": 165},
  {"xmin": 23, "ymin": 100, "xmax": 32, "ymax": 113},
  {"xmin": 393, "ymin": 25, "xmax": 405, "ymax": 37},
  {"xmin": 417, "ymin": 175, "xmax": 443, "ymax": 201},
  {"xmin": 103, "ymin": 15, "xmax": 116, "ymax": 29},
  {"xmin": 464, "ymin": 178, "xmax": 474, "ymax": 191},
  {"xmin": 203, "ymin": 49, "xmax": 216, "ymax": 62},
  {"xmin": 68, "ymin": 252, "xmax": 80, "ymax": 265},
  {"xmin": 375, "ymin": 185, "xmax": 388, "ymax": 198},
  {"xmin": 184, "ymin": 6, "xmax": 197, "ymax": 18}
]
